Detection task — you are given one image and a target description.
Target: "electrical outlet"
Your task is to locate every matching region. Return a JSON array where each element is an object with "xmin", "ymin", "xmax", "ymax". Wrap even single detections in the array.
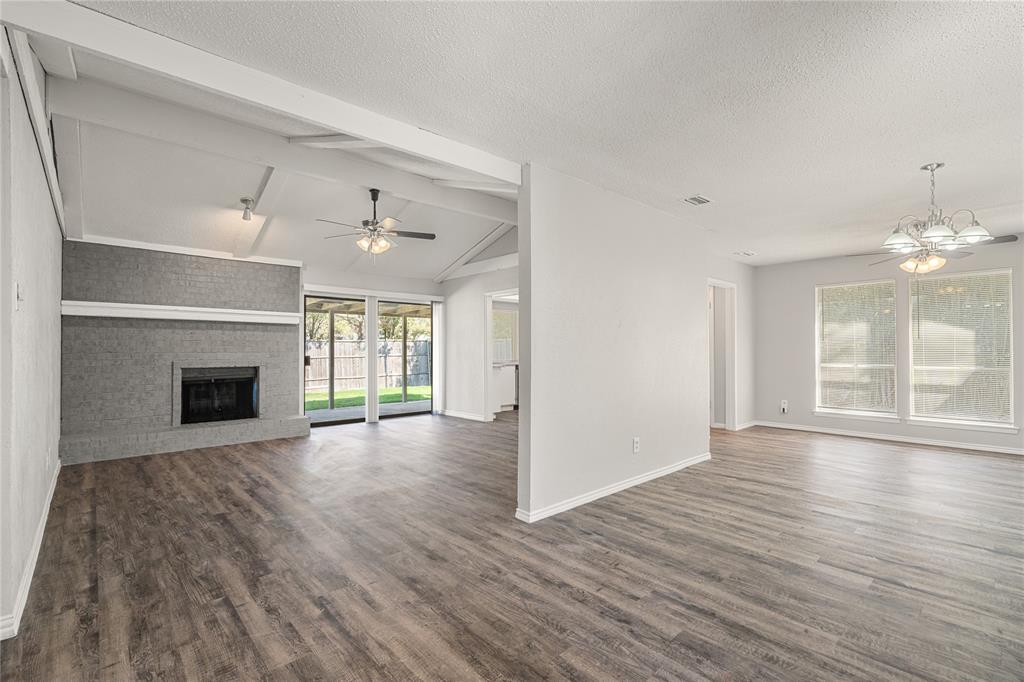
[
  {"xmin": 780, "ymin": 399, "xmax": 788, "ymax": 414},
  {"xmin": 632, "ymin": 436, "xmax": 640, "ymax": 454}
]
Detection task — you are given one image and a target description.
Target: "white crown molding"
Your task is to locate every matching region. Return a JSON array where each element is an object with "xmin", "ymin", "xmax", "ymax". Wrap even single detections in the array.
[
  {"xmin": 68, "ymin": 235, "xmax": 303, "ymax": 268},
  {"xmin": 752, "ymin": 421, "xmax": 1023, "ymax": 456},
  {"xmin": 62, "ymin": 300, "xmax": 301, "ymax": 325},
  {"xmin": 516, "ymin": 452, "xmax": 712, "ymax": 523},
  {"xmin": 1, "ymin": 461, "xmax": 60, "ymax": 640}
]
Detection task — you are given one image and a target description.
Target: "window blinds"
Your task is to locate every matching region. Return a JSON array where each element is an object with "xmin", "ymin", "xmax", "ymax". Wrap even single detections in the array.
[
  {"xmin": 817, "ymin": 280, "xmax": 897, "ymax": 413},
  {"xmin": 492, "ymin": 309, "xmax": 518, "ymax": 364},
  {"xmin": 911, "ymin": 270, "xmax": 1013, "ymax": 424}
]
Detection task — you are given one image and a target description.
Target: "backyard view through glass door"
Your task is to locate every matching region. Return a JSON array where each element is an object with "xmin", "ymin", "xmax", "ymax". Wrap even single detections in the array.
[
  {"xmin": 378, "ymin": 301, "xmax": 433, "ymax": 417},
  {"xmin": 304, "ymin": 297, "xmax": 367, "ymax": 424}
]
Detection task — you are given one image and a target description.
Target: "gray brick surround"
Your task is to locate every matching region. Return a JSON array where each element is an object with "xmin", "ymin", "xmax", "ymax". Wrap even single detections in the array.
[{"xmin": 60, "ymin": 243, "xmax": 308, "ymax": 464}]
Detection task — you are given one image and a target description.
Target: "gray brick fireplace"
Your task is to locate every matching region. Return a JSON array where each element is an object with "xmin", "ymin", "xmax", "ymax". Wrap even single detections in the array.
[{"xmin": 59, "ymin": 241, "xmax": 309, "ymax": 464}]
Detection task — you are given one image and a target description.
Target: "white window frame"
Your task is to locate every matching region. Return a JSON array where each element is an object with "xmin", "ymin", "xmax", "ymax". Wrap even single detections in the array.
[
  {"xmin": 908, "ymin": 268, "xmax": 1015, "ymax": 428},
  {"xmin": 814, "ymin": 278, "xmax": 898, "ymax": 417}
]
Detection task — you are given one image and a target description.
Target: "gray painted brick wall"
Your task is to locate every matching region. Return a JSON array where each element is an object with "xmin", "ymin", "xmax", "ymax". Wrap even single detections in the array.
[
  {"xmin": 63, "ymin": 241, "xmax": 299, "ymax": 312},
  {"xmin": 60, "ymin": 243, "xmax": 308, "ymax": 463}
]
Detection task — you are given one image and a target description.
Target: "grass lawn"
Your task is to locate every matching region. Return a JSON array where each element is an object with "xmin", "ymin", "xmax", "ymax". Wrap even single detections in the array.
[{"xmin": 304, "ymin": 386, "xmax": 432, "ymax": 411}]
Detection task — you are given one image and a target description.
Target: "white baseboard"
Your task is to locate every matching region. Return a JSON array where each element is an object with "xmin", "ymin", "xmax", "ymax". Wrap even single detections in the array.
[
  {"xmin": 1, "ymin": 461, "xmax": 61, "ymax": 640},
  {"xmin": 439, "ymin": 409, "xmax": 493, "ymax": 423},
  {"xmin": 752, "ymin": 421, "xmax": 1023, "ymax": 456},
  {"xmin": 710, "ymin": 422, "xmax": 726, "ymax": 429},
  {"xmin": 732, "ymin": 421, "xmax": 758, "ymax": 431},
  {"xmin": 515, "ymin": 452, "xmax": 711, "ymax": 523}
]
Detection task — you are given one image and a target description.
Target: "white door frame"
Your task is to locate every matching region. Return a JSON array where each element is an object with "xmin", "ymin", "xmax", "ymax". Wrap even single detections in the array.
[
  {"xmin": 484, "ymin": 287, "xmax": 519, "ymax": 420},
  {"xmin": 707, "ymin": 278, "xmax": 738, "ymax": 431}
]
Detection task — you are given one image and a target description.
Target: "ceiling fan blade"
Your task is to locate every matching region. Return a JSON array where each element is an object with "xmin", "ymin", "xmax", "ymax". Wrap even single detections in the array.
[
  {"xmin": 379, "ymin": 216, "xmax": 402, "ymax": 230},
  {"xmin": 869, "ymin": 254, "xmax": 908, "ymax": 266},
  {"xmin": 391, "ymin": 230, "xmax": 436, "ymax": 240},
  {"xmin": 979, "ymin": 233, "xmax": 1020, "ymax": 245},
  {"xmin": 317, "ymin": 218, "xmax": 362, "ymax": 229},
  {"xmin": 323, "ymin": 232, "xmax": 363, "ymax": 240},
  {"xmin": 846, "ymin": 250, "xmax": 892, "ymax": 257},
  {"xmin": 944, "ymin": 250, "xmax": 974, "ymax": 259}
]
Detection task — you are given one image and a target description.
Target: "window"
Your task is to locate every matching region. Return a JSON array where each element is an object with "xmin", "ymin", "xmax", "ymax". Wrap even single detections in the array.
[
  {"xmin": 816, "ymin": 280, "xmax": 897, "ymax": 414},
  {"xmin": 492, "ymin": 307, "xmax": 518, "ymax": 364},
  {"xmin": 911, "ymin": 270, "xmax": 1013, "ymax": 424}
]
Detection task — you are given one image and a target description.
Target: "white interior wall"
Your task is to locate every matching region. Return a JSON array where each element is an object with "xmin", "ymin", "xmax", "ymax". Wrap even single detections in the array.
[
  {"xmin": 0, "ymin": 36, "xmax": 63, "ymax": 639},
  {"xmin": 753, "ymin": 243, "xmax": 1023, "ymax": 453},
  {"xmin": 441, "ymin": 266, "xmax": 518, "ymax": 420},
  {"xmin": 517, "ymin": 164, "xmax": 711, "ymax": 520}
]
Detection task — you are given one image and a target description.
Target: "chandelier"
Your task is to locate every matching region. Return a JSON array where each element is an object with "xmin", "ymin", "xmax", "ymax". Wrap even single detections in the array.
[{"xmin": 881, "ymin": 163, "xmax": 992, "ymax": 274}]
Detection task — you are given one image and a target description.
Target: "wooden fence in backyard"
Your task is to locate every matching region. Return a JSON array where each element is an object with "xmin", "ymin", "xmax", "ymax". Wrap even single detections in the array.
[{"xmin": 304, "ymin": 340, "xmax": 431, "ymax": 392}]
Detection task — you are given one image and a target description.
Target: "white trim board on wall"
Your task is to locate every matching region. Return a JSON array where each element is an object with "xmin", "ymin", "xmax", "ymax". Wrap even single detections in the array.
[
  {"xmin": 439, "ymin": 409, "xmax": 494, "ymax": 422},
  {"xmin": 61, "ymin": 300, "xmax": 302, "ymax": 325},
  {"xmin": 750, "ymin": 421, "xmax": 1023, "ymax": 456},
  {"xmin": 515, "ymin": 452, "xmax": 711, "ymax": 523},
  {"xmin": 68, "ymin": 235, "xmax": 303, "ymax": 268},
  {"xmin": 0, "ymin": 461, "xmax": 60, "ymax": 640}
]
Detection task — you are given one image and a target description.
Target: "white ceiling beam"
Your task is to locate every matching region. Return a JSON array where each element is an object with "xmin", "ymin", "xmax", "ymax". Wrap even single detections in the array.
[
  {"xmin": 6, "ymin": 29, "xmax": 65, "ymax": 236},
  {"xmin": 26, "ymin": 34, "xmax": 76, "ymax": 79},
  {"xmin": 51, "ymin": 114, "xmax": 84, "ymax": 238},
  {"xmin": 433, "ymin": 222, "xmax": 513, "ymax": 282},
  {"xmin": 48, "ymin": 77, "xmax": 517, "ymax": 225},
  {"xmin": 443, "ymin": 253, "xmax": 518, "ymax": 282},
  {"xmin": 289, "ymin": 134, "xmax": 388, "ymax": 150},
  {"xmin": 433, "ymin": 180, "xmax": 519, "ymax": 197},
  {"xmin": 234, "ymin": 166, "xmax": 290, "ymax": 258},
  {"xmin": 1, "ymin": 1, "xmax": 521, "ymax": 186}
]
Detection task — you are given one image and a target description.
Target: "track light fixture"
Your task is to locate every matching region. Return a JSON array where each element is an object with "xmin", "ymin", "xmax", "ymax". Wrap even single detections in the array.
[{"xmin": 240, "ymin": 197, "xmax": 255, "ymax": 221}]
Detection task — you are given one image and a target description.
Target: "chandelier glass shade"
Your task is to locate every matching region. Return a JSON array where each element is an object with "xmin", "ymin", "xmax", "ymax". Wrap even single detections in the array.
[{"xmin": 880, "ymin": 163, "xmax": 992, "ymax": 273}]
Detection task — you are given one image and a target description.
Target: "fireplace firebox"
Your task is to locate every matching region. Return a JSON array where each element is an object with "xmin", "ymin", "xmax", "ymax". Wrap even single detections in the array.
[{"xmin": 180, "ymin": 366, "xmax": 258, "ymax": 424}]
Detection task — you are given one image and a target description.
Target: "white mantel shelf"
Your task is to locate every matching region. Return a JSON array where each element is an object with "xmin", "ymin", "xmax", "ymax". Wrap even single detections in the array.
[{"xmin": 61, "ymin": 300, "xmax": 301, "ymax": 325}]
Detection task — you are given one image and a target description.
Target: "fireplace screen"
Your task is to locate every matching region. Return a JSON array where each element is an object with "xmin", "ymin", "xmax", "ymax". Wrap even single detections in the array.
[{"xmin": 181, "ymin": 367, "xmax": 258, "ymax": 424}]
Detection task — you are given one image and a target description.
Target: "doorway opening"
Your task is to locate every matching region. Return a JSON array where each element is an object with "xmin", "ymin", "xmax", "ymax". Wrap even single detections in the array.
[
  {"xmin": 486, "ymin": 289, "xmax": 519, "ymax": 420},
  {"xmin": 708, "ymin": 279, "xmax": 737, "ymax": 431}
]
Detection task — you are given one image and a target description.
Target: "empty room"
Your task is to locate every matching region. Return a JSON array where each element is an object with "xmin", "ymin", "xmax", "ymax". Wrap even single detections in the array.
[{"xmin": 1, "ymin": 2, "xmax": 1022, "ymax": 680}]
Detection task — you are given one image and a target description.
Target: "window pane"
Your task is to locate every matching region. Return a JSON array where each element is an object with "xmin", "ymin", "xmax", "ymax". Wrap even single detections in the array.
[
  {"xmin": 817, "ymin": 281, "xmax": 896, "ymax": 413},
  {"xmin": 911, "ymin": 270, "xmax": 1013, "ymax": 423},
  {"xmin": 493, "ymin": 309, "xmax": 518, "ymax": 363}
]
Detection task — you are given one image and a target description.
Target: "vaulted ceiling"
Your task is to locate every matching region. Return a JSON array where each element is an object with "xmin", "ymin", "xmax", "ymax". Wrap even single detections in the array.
[{"xmin": 71, "ymin": 1, "xmax": 1023, "ymax": 265}]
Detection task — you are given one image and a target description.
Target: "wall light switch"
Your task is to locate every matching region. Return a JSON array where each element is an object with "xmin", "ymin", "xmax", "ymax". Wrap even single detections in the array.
[
  {"xmin": 632, "ymin": 436, "xmax": 640, "ymax": 453},
  {"xmin": 780, "ymin": 399, "xmax": 788, "ymax": 414}
]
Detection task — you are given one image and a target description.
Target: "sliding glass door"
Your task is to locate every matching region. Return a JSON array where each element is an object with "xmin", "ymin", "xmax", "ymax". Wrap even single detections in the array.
[
  {"xmin": 304, "ymin": 297, "xmax": 367, "ymax": 424},
  {"xmin": 378, "ymin": 301, "xmax": 433, "ymax": 417}
]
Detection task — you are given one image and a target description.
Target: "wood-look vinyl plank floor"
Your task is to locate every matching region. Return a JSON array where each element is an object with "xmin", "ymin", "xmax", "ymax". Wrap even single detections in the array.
[{"xmin": 1, "ymin": 413, "xmax": 1022, "ymax": 680}]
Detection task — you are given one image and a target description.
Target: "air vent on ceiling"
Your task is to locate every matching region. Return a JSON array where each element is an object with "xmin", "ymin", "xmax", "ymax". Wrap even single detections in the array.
[
  {"xmin": 682, "ymin": 194, "xmax": 712, "ymax": 206},
  {"xmin": 733, "ymin": 250, "xmax": 757, "ymax": 258}
]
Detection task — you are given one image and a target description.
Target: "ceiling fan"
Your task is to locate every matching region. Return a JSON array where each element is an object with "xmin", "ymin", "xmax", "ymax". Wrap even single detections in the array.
[
  {"xmin": 318, "ymin": 188, "xmax": 436, "ymax": 256},
  {"xmin": 853, "ymin": 162, "xmax": 1018, "ymax": 274}
]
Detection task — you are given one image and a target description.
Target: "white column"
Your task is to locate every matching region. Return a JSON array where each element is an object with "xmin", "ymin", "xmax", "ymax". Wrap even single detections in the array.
[
  {"xmin": 365, "ymin": 295, "xmax": 379, "ymax": 422},
  {"xmin": 431, "ymin": 301, "xmax": 444, "ymax": 414}
]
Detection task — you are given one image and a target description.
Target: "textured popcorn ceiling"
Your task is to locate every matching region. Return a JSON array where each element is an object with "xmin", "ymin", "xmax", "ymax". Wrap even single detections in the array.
[{"xmin": 77, "ymin": 1, "xmax": 1023, "ymax": 264}]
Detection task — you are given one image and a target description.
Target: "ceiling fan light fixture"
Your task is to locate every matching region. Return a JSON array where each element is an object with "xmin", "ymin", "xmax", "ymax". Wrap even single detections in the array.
[
  {"xmin": 899, "ymin": 257, "xmax": 922, "ymax": 274},
  {"xmin": 355, "ymin": 235, "xmax": 373, "ymax": 252},
  {"xmin": 956, "ymin": 221, "xmax": 993, "ymax": 244},
  {"xmin": 369, "ymin": 236, "xmax": 393, "ymax": 255}
]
